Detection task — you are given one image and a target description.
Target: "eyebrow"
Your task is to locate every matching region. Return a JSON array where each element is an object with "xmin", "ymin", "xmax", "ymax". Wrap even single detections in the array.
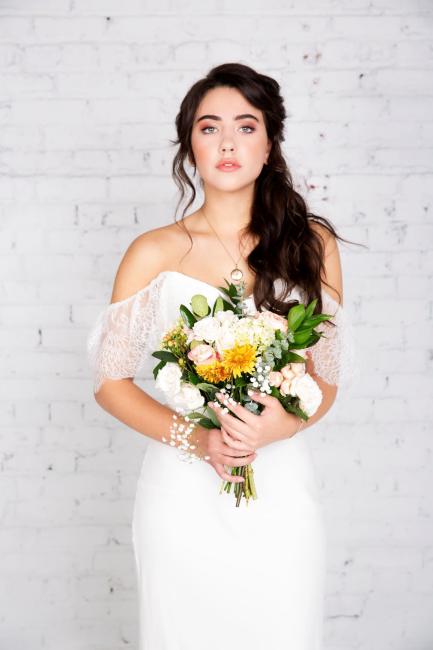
[{"xmin": 195, "ymin": 113, "xmax": 260, "ymax": 124}]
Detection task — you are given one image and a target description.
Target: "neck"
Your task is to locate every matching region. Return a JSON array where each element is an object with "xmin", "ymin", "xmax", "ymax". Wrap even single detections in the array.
[{"xmin": 200, "ymin": 185, "xmax": 254, "ymax": 236}]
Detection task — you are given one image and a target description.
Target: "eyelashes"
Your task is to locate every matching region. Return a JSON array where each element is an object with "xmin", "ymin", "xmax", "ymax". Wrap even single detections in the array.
[{"xmin": 201, "ymin": 126, "xmax": 256, "ymax": 134}]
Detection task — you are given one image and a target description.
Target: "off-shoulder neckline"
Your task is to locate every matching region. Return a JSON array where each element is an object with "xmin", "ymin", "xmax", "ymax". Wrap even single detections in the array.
[
  {"xmin": 107, "ymin": 270, "xmax": 255, "ymax": 308},
  {"xmin": 106, "ymin": 269, "xmax": 340, "ymax": 311}
]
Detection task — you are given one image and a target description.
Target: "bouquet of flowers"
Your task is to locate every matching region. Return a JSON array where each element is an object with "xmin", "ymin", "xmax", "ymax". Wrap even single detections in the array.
[{"xmin": 152, "ymin": 279, "xmax": 334, "ymax": 507}]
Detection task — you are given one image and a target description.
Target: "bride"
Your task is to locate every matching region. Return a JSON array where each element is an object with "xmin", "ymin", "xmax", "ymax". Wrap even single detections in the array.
[{"xmin": 87, "ymin": 62, "xmax": 358, "ymax": 650}]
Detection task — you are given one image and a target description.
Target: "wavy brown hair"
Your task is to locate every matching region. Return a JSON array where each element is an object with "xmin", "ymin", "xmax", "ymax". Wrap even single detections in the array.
[{"xmin": 169, "ymin": 62, "xmax": 363, "ymax": 316}]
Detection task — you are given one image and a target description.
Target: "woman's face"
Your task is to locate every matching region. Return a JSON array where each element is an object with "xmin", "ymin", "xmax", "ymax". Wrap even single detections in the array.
[{"xmin": 190, "ymin": 86, "xmax": 272, "ymax": 192}]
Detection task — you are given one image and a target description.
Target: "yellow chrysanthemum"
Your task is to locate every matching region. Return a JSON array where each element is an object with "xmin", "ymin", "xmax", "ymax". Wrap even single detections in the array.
[
  {"xmin": 195, "ymin": 361, "xmax": 232, "ymax": 383},
  {"xmin": 222, "ymin": 344, "xmax": 257, "ymax": 378}
]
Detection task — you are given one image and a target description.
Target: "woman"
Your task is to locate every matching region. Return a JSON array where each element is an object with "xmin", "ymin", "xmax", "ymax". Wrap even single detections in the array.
[{"xmin": 87, "ymin": 62, "xmax": 357, "ymax": 650}]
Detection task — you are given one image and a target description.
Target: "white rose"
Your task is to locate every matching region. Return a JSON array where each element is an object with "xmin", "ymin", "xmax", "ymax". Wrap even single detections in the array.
[
  {"xmin": 172, "ymin": 382, "xmax": 205, "ymax": 411},
  {"xmin": 214, "ymin": 329, "xmax": 237, "ymax": 355},
  {"xmin": 155, "ymin": 362, "xmax": 182, "ymax": 395},
  {"xmin": 215, "ymin": 309, "xmax": 236, "ymax": 325},
  {"xmin": 192, "ymin": 315, "xmax": 221, "ymax": 342},
  {"xmin": 289, "ymin": 373, "xmax": 322, "ymax": 417}
]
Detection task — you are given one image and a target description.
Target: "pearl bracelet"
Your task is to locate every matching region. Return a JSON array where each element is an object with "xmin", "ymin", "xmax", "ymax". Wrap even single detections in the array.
[{"xmin": 162, "ymin": 413, "xmax": 210, "ymax": 463}]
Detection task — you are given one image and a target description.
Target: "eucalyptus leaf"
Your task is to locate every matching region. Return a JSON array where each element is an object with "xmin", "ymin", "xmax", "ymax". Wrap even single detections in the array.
[
  {"xmin": 195, "ymin": 382, "xmax": 218, "ymax": 393},
  {"xmin": 212, "ymin": 296, "xmax": 225, "ymax": 315},
  {"xmin": 191, "ymin": 294, "xmax": 209, "ymax": 318}
]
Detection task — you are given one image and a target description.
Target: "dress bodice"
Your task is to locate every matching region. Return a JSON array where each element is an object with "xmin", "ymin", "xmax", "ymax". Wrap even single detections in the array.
[{"xmin": 86, "ymin": 270, "xmax": 359, "ymax": 395}]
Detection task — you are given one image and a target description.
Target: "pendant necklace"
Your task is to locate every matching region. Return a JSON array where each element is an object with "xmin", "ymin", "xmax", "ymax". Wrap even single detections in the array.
[{"xmin": 200, "ymin": 206, "xmax": 248, "ymax": 295}]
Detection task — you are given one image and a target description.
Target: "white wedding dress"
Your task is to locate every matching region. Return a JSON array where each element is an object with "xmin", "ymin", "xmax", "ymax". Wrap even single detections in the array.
[{"xmin": 86, "ymin": 270, "xmax": 357, "ymax": 650}]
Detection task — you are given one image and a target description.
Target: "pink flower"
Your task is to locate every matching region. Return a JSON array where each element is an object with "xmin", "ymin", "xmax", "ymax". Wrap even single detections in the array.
[
  {"xmin": 187, "ymin": 343, "xmax": 217, "ymax": 365},
  {"xmin": 268, "ymin": 371, "xmax": 284, "ymax": 387},
  {"xmin": 281, "ymin": 364, "xmax": 295, "ymax": 380},
  {"xmin": 291, "ymin": 362, "xmax": 306, "ymax": 376},
  {"xmin": 279, "ymin": 378, "xmax": 293, "ymax": 396},
  {"xmin": 260, "ymin": 310, "xmax": 288, "ymax": 333}
]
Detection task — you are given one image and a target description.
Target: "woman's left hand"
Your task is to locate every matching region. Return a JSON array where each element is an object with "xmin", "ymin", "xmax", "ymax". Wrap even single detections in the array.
[{"xmin": 209, "ymin": 390, "xmax": 297, "ymax": 451}]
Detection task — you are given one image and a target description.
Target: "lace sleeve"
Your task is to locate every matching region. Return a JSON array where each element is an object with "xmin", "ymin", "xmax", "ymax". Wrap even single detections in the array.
[
  {"xmin": 86, "ymin": 275, "xmax": 163, "ymax": 395},
  {"xmin": 307, "ymin": 289, "xmax": 360, "ymax": 389}
]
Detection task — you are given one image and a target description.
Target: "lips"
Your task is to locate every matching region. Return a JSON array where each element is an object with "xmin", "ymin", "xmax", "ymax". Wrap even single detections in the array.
[{"xmin": 216, "ymin": 160, "xmax": 241, "ymax": 170}]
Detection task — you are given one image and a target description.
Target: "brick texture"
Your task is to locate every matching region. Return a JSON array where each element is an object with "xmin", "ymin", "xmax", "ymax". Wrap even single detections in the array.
[{"xmin": 1, "ymin": 1, "xmax": 432, "ymax": 648}]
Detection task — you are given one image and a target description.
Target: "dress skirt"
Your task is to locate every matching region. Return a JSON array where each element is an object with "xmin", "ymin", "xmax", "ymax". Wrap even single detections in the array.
[{"xmin": 132, "ymin": 431, "xmax": 327, "ymax": 650}]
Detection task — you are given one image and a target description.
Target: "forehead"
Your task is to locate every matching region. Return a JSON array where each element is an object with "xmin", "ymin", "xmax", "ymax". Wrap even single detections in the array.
[{"xmin": 195, "ymin": 86, "xmax": 262, "ymax": 121}]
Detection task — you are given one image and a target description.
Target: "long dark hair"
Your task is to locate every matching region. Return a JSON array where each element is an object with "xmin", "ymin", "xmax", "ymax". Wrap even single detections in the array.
[{"xmin": 170, "ymin": 62, "xmax": 363, "ymax": 316}]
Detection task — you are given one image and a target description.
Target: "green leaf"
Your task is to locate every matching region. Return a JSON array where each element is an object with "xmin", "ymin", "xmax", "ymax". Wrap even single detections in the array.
[
  {"xmin": 187, "ymin": 371, "xmax": 200, "ymax": 385},
  {"xmin": 204, "ymin": 406, "xmax": 220, "ymax": 428},
  {"xmin": 186, "ymin": 411, "xmax": 206, "ymax": 419},
  {"xmin": 212, "ymin": 296, "xmax": 225, "ymax": 315},
  {"xmin": 195, "ymin": 382, "xmax": 218, "ymax": 394},
  {"xmin": 303, "ymin": 314, "xmax": 333, "ymax": 328},
  {"xmin": 287, "ymin": 303, "xmax": 306, "ymax": 331},
  {"xmin": 179, "ymin": 304, "xmax": 197, "ymax": 328},
  {"xmin": 152, "ymin": 359, "xmax": 166, "ymax": 380},
  {"xmin": 304, "ymin": 298, "xmax": 318, "ymax": 320},
  {"xmin": 198, "ymin": 417, "xmax": 216, "ymax": 430},
  {"xmin": 287, "ymin": 351, "xmax": 307, "ymax": 363},
  {"xmin": 151, "ymin": 350, "xmax": 178, "ymax": 362},
  {"xmin": 191, "ymin": 294, "xmax": 209, "ymax": 318},
  {"xmin": 293, "ymin": 329, "xmax": 313, "ymax": 345}
]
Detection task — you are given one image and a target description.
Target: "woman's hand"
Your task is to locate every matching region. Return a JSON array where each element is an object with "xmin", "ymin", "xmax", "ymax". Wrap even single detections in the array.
[
  {"xmin": 209, "ymin": 390, "xmax": 297, "ymax": 451},
  {"xmin": 204, "ymin": 427, "xmax": 257, "ymax": 484}
]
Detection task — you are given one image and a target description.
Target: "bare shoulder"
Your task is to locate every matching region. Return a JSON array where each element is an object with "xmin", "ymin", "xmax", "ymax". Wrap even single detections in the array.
[
  {"xmin": 309, "ymin": 219, "xmax": 343, "ymax": 306},
  {"xmin": 109, "ymin": 224, "xmax": 182, "ymax": 303}
]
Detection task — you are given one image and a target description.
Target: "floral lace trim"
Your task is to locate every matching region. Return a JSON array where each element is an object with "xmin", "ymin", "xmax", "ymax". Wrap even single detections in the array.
[
  {"xmin": 86, "ymin": 273, "xmax": 165, "ymax": 394},
  {"xmin": 307, "ymin": 290, "xmax": 360, "ymax": 388}
]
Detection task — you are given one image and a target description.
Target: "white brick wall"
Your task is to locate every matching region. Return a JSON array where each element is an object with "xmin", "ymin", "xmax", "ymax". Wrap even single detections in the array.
[{"xmin": 1, "ymin": 1, "xmax": 432, "ymax": 648}]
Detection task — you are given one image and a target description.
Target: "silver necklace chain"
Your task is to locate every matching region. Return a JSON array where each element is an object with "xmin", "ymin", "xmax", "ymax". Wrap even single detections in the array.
[{"xmin": 200, "ymin": 206, "xmax": 246, "ymax": 289}]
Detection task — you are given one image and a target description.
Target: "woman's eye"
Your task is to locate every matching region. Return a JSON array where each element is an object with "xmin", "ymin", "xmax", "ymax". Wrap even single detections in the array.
[{"xmin": 201, "ymin": 125, "xmax": 256, "ymax": 134}]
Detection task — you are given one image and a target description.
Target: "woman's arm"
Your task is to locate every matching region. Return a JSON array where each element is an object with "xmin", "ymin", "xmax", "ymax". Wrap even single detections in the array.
[{"xmin": 91, "ymin": 231, "xmax": 255, "ymax": 481}]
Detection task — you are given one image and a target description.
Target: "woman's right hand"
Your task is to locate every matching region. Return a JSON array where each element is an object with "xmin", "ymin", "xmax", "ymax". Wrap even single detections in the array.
[{"xmin": 198, "ymin": 426, "xmax": 257, "ymax": 483}]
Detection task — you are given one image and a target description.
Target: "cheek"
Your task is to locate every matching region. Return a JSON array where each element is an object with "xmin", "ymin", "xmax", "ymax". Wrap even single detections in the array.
[{"xmin": 191, "ymin": 133, "xmax": 212, "ymax": 164}]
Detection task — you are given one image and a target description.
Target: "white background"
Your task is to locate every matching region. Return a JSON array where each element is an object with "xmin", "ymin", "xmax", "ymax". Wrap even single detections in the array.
[{"xmin": 1, "ymin": 1, "xmax": 432, "ymax": 648}]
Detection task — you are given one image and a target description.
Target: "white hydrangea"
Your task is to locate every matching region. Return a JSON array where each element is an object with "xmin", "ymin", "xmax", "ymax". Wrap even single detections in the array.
[
  {"xmin": 192, "ymin": 315, "xmax": 221, "ymax": 342},
  {"xmin": 233, "ymin": 318, "xmax": 256, "ymax": 346},
  {"xmin": 251, "ymin": 319, "xmax": 276, "ymax": 351}
]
